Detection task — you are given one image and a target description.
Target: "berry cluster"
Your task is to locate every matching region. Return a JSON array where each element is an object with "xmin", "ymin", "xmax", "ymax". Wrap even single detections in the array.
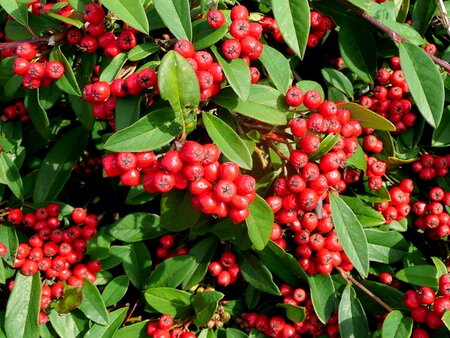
[
  {"xmin": 403, "ymin": 274, "xmax": 450, "ymax": 334},
  {"xmin": 146, "ymin": 314, "xmax": 196, "ymax": 338},
  {"xmin": 155, "ymin": 234, "xmax": 188, "ymax": 260},
  {"xmin": 411, "ymin": 186, "xmax": 450, "ymax": 239},
  {"xmin": 374, "ymin": 179, "xmax": 413, "ymax": 224},
  {"xmin": 411, "ymin": 154, "xmax": 449, "ymax": 180},
  {"xmin": 359, "ymin": 57, "xmax": 415, "ymax": 134},
  {"xmin": 73, "ymin": 155, "xmax": 102, "ymax": 177},
  {"xmin": 365, "ymin": 155, "xmax": 387, "ymax": 191},
  {"xmin": 208, "ymin": 251, "xmax": 240, "ymax": 287},
  {"xmin": 2, "ymin": 101, "xmax": 29, "ymax": 122},
  {"xmin": 12, "ymin": 43, "xmax": 65, "ymax": 90},
  {"xmin": 103, "ymin": 141, "xmax": 257, "ymax": 223}
]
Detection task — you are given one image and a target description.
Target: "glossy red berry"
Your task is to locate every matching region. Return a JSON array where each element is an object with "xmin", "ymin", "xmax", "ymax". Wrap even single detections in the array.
[{"xmin": 207, "ymin": 10, "xmax": 226, "ymax": 29}]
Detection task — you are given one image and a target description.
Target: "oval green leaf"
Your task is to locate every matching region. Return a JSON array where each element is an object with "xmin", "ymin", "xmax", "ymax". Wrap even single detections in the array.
[
  {"xmin": 49, "ymin": 46, "xmax": 82, "ymax": 96},
  {"xmin": 246, "ymin": 194, "xmax": 274, "ymax": 251},
  {"xmin": 107, "ymin": 213, "xmax": 165, "ymax": 242},
  {"xmin": 122, "ymin": 242, "xmax": 152, "ymax": 290},
  {"xmin": 381, "ymin": 310, "xmax": 413, "ymax": 338},
  {"xmin": 338, "ymin": 285, "xmax": 370, "ymax": 338},
  {"xmin": 192, "ymin": 291, "xmax": 224, "ymax": 327},
  {"xmin": 0, "ymin": 0, "xmax": 28, "ymax": 26},
  {"xmin": 101, "ymin": 275, "xmax": 129, "ymax": 307},
  {"xmin": 0, "ymin": 153, "xmax": 24, "ymax": 202},
  {"xmin": 395, "ymin": 265, "xmax": 438, "ymax": 288},
  {"xmin": 340, "ymin": 196, "xmax": 385, "ymax": 227},
  {"xmin": 321, "ymin": 68, "xmax": 354, "ymax": 99},
  {"xmin": 115, "ymin": 95, "xmax": 142, "ymax": 131},
  {"xmin": 147, "ymin": 255, "xmax": 196, "ymax": 288},
  {"xmin": 128, "ymin": 42, "xmax": 160, "ymax": 61},
  {"xmin": 0, "ymin": 223, "xmax": 18, "ymax": 267},
  {"xmin": 308, "ymin": 274, "xmax": 337, "ymax": 324},
  {"xmin": 193, "ymin": 19, "xmax": 229, "ymax": 50},
  {"xmin": 160, "ymin": 189, "xmax": 202, "ymax": 232},
  {"xmin": 99, "ymin": 53, "xmax": 128, "ymax": 83},
  {"xmin": 259, "ymin": 45, "xmax": 292, "ymax": 94},
  {"xmin": 276, "ymin": 304, "xmax": 306, "ymax": 323},
  {"xmin": 153, "ymin": 0, "xmax": 192, "ymax": 41},
  {"xmin": 78, "ymin": 279, "xmax": 109, "ymax": 325},
  {"xmin": 365, "ymin": 230, "xmax": 409, "ymax": 264},
  {"xmin": 399, "ymin": 42, "xmax": 444, "ymax": 128},
  {"xmin": 24, "ymin": 89, "xmax": 50, "ymax": 140},
  {"xmin": 337, "ymin": 102, "xmax": 396, "ymax": 131},
  {"xmin": 49, "ymin": 311, "xmax": 82, "ymax": 338},
  {"xmin": 84, "ymin": 307, "xmax": 128, "ymax": 338},
  {"xmin": 432, "ymin": 106, "xmax": 450, "ymax": 147},
  {"xmin": 102, "ymin": 0, "xmax": 149, "ymax": 33},
  {"xmin": 144, "ymin": 287, "xmax": 193, "ymax": 318}
]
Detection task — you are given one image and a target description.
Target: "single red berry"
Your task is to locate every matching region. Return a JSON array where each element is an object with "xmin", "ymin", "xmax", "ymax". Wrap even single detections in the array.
[
  {"xmin": 221, "ymin": 39, "xmax": 241, "ymax": 59},
  {"xmin": 83, "ymin": 3, "xmax": 105, "ymax": 24},
  {"xmin": 174, "ymin": 40, "xmax": 195, "ymax": 58},
  {"xmin": 207, "ymin": 10, "xmax": 226, "ymax": 29},
  {"xmin": 71, "ymin": 208, "xmax": 87, "ymax": 224},
  {"xmin": 303, "ymin": 90, "xmax": 322, "ymax": 109},
  {"xmin": 285, "ymin": 86, "xmax": 304, "ymax": 107}
]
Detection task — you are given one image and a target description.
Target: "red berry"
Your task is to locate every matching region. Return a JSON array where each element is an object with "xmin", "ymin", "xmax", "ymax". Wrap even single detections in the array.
[
  {"xmin": 285, "ymin": 86, "xmax": 304, "ymax": 107},
  {"xmin": 207, "ymin": 10, "xmax": 226, "ymax": 29},
  {"xmin": 83, "ymin": 3, "xmax": 105, "ymax": 24}
]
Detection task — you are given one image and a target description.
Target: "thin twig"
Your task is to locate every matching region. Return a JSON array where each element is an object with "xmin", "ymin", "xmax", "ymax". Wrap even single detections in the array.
[
  {"xmin": 337, "ymin": 267, "xmax": 393, "ymax": 312},
  {"xmin": 0, "ymin": 37, "xmax": 50, "ymax": 51},
  {"xmin": 122, "ymin": 298, "xmax": 141, "ymax": 326}
]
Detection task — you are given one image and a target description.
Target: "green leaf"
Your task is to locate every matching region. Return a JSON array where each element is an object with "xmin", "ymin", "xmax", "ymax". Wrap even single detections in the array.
[
  {"xmin": 125, "ymin": 186, "xmax": 158, "ymax": 206},
  {"xmin": 399, "ymin": 42, "xmax": 444, "ymax": 128},
  {"xmin": 144, "ymin": 287, "xmax": 193, "ymax": 318},
  {"xmin": 443, "ymin": 311, "xmax": 450, "ymax": 331},
  {"xmin": 128, "ymin": 42, "xmax": 160, "ymax": 61},
  {"xmin": 432, "ymin": 106, "xmax": 450, "ymax": 147},
  {"xmin": 192, "ymin": 291, "xmax": 224, "ymax": 327},
  {"xmin": 49, "ymin": 46, "xmax": 82, "ymax": 96},
  {"xmin": 193, "ymin": 19, "xmax": 229, "ymax": 50},
  {"xmin": 211, "ymin": 46, "xmax": 251, "ymax": 101},
  {"xmin": 115, "ymin": 95, "xmax": 141, "ymax": 131},
  {"xmin": 24, "ymin": 89, "xmax": 50, "ymax": 140},
  {"xmin": 5, "ymin": 272, "xmax": 41, "ymax": 338},
  {"xmin": 101, "ymin": 246, "xmax": 131, "ymax": 271},
  {"xmin": 153, "ymin": 0, "xmax": 192, "ymax": 40},
  {"xmin": 103, "ymin": 108, "xmax": 182, "ymax": 152},
  {"xmin": 202, "ymin": 113, "xmax": 252, "ymax": 170},
  {"xmin": 101, "ymin": 276, "xmax": 129, "ymax": 307},
  {"xmin": 0, "ymin": 153, "xmax": 24, "ymax": 202},
  {"xmin": 411, "ymin": 0, "xmax": 437, "ymax": 35},
  {"xmin": 271, "ymin": 0, "xmax": 310, "ymax": 58},
  {"xmin": 329, "ymin": 192, "xmax": 369, "ymax": 277},
  {"xmin": 0, "ymin": 0, "xmax": 28, "ymax": 26},
  {"xmin": 49, "ymin": 311, "xmax": 82, "ymax": 338},
  {"xmin": 365, "ymin": 230, "xmax": 409, "ymax": 264},
  {"xmin": 309, "ymin": 133, "xmax": 340, "ymax": 161},
  {"xmin": 236, "ymin": 250, "xmax": 280, "ymax": 296},
  {"xmin": 338, "ymin": 285, "xmax": 370, "ymax": 338},
  {"xmin": 308, "ymin": 274, "xmax": 337, "ymax": 324},
  {"xmin": 107, "ymin": 213, "xmax": 165, "ymax": 242},
  {"xmin": 84, "ymin": 307, "xmax": 128, "ymax": 338},
  {"xmin": 78, "ymin": 279, "xmax": 109, "ymax": 326},
  {"xmin": 258, "ymin": 241, "xmax": 307, "ymax": 286},
  {"xmin": 321, "ymin": 68, "xmax": 354, "ymax": 99},
  {"xmin": 395, "ymin": 265, "xmax": 438, "ymax": 288},
  {"xmin": 147, "ymin": 255, "xmax": 196, "ymax": 288},
  {"xmin": 0, "ymin": 260, "xmax": 5, "ymax": 284},
  {"xmin": 158, "ymin": 51, "xmax": 200, "ymax": 114},
  {"xmin": 102, "ymin": 0, "xmax": 149, "ymax": 33},
  {"xmin": 114, "ymin": 321, "xmax": 148, "ymax": 338},
  {"xmin": 182, "ymin": 236, "xmax": 219, "ymax": 290},
  {"xmin": 226, "ymin": 328, "xmax": 248, "ymax": 338},
  {"xmin": 346, "ymin": 144, "xmax": 367, "ymax": 171},
  {"xmin": 340, "ymin": 196, "xmax": 385, "ymax": 227},
  {"xmin": 296, "ymin": 80, "xmax": 325, "ymax": 99},
  {"xmin": 51, "ymin": 287, "xmax": 82, "ymax": 314},
  {"xmin": 246, "ymin": 195, "xmax": 274, "ymax": 251},
  {"xmin": 381, "ymin": 310, "xmax": 413, "ymax": 338},
  {"xmin": 160, "ymin": 190, "xmax": 202, "ymax": 232},
  {"xmin": 431, "ymin": 257, "xmax": 448, "ymax": 278},
  {"xmin": 122, "ymin": 242, "xmax": 152, "ymax": 290},
  {"xmin": 67, "ymin": 0, "xmax": 90, "ymax": 12},
  {"xmin": 99, "ymin": 53, "xmax": 128, "ymax": 83},
  {"xmin": 213, "ymin": 85, "xmax": 288, "ymax": 126},
  {"xmin": 276, "ymin": 304, "xmax": 306, "ymax": 323},
  {"xmin": 33, "ymin": 126, "xmax": 89, "ymax": 202},
  {"xmin": 338, "ymin": 21, "xmax": 376, "ymax": 84},
  {"xmin": 359, "ymin": 281, "xmax": 407, "ymax": 312},
  {"xmin": 337, "ymin": 102, "xmax": 396, "ymax": 131},
  {"xmin": 198, "ymin": 329, "xmax": 217, "ymax": 338},
  {"xmin": 259, "ymin": 45, "xmax": 292, "ymax": 94},
  {"xmin": 45, "ymin": 12, "xmax": 84, "ymax": 28},
  {"xmin": 69, "ymin": 95, "xmax": 95, "ymax": 130}
]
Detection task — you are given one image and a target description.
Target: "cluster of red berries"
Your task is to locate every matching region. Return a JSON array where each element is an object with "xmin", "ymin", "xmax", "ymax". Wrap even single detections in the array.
[
  {"xmin": 208, "ymin": 251, "xmax": 240, "ymax": 287},
  {"xmin": 73, "ymin": 155, "xmax": 102, "ymax": 177},
  {"xmin": 154, "ymin": 234, "xmax": 187, "ymax": 260},
  {"xmin": 2, "ymin": 101, "xmax": 29, "ymax": 122},
  {"xmin": 374, "ymin": 179, "xmax": 413, "ymax": 224},
  {"xmin": 361, "ymin": 131, "xmax": 384, "ymax": 154},
  {"xmin": 364, "ymin": 155, "xmax": 387, "ymax": 191},
  {"xmin": 411, "ymin": 186, "xmax": 450, "ymax": 239},
  {"xmin": 402, "ymin": 274, "xmax": 450, "ymax": 334},
  {"xmin": 411, "ymin": 154, "xmax": 449, "ymax": 180},
  {"xmin": 359, "ymin": 57, "xmax": 416, "ymax": 134},
  {"xmin": 146, "ymin": 314, "xmax": 196, "ymax": 338},
  {"xmin": 66, "ymin": 3, "xmax": 139, "ymax": 58},
  {"xmin": 12, "ymin": 42, "xmax": 65, "ymax": 90},
  {"xmin": 103, "ymin": 141, "xmax": 257, "ymax": 223},
  {"xmin": 279, "ymin": 284, "xmax": 307, "ymax": 307},
  {"xmin": 27, "ymin": 0, "xmax": 74, "ymax": 17}
]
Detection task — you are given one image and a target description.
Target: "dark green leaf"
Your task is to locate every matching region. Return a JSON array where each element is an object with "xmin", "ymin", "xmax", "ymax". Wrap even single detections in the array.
[
  {"xmin": 308, "ymin": 274, "xmax": 337, "ymax": 324},
  {"xmin": 193, "ymin": 19, "xmax": 229, "ymax": 50},
  {"xmin": 337, "ymin": 102, "xmax": 396, "ymax": 131},
  {"xmin": 144, "ymin": 287, "xmax": 193, "ymax": 318},
  {"xmin": 51, "ymin": 287, "xmax": 82, "ymax": 314},
  {"xmin": 259, "ymin": 45, "xmax": 292, "ymax": 94},
  {"xmin": 182, "ymin": 236, "xmax": 219, "ymax": 290},
  {"xmin": 67, "ymin": 0, "xmax": 90, "ymax": 12},
  {"xmin": 45, "ymin": 12, "xmax": 84, "ymax": 28},
  {"xmin": 128, "ymin": 43, "xmax": 160, "ymax": 61},
  {"xmin": 432, "ymin": 106, "xmax": 450, "ymax": 147},
  {"xmin": 158, "ymin": 51, "xmax": 200, "ymax": 113},
  {"xmin": 147, "ymin": 255, "xmax": 196, "ymax": 288},
  {"xmin": 49, "ymin": 46, "xmax": 81, "ymax": 96},
  {"xmin": 78, "ymin": 279, "xmax": 109, "ymax": 325},
  {"xmin": 346, "ymin": 144, "xmax": 367, "ymax": 171},
  {"xmin": 0, "ymin": 0, "xmax": 28, "ymax": 26},
  {"xmin": 99, "ymin": 53, "xmax": 128, "ymax": 83},
  {"xmin": 5, "ymin": 16, "xmax": 62, "ymax": 41},
  {"xmin": 100, "ymin": 246, "xmax": 131, "ymax": 271},
  {"xmin": 24, "ymin": 89, "xmax": 50, "ymax": 140},
  {"xmin": 339, "ymin": 22, "xmax": 376, "ymax": 84},
  {"xmin": 258, "ymin": 241, "xmax": 307, "ymax": 285},
  {"xmin": 399, "ymin": 42, "xmax": 444, "ymax": 128},
  {"xmin": 101, "ymin": 276, "xmax": 129, "ymax": 307},
  {"xmin": 213, "ymin": 85, "xmax": 288, "ymax": 126},
  {"xmin": 84, "ymin": 307, "xmax": 128, "ymax": 338},
  {"xmin": 192, "ymin": 291, "xmax": 224, "ymax": 327},
  {"xmin": 271, "ymin": 0, "xmax": 310, "ymax": 58},
  {"xmin": 276, "ymin": 304, "xmax": 306, "ymax": 323},
  {"xmin": 122, "ymin": 242, "xmax": 152, "ymax": 290},
  {"xmin": 395, "ymin": 265, "xmax": 438, "ymax": 288},
  {"xmin": 0, "ymin": 153, "xmax": 24, "ymax": 202},
  {"xmin": 340, "ymin": 196, "xmax": 385, "ymax": 227},
  {"xmin": 49, "ymin": 311, "xmax": 81, "ymax": 338},
  {"xmin": 366, "ymin": 230, "xmax": 409, "ymax": 264},
  {"xmin": 236, "ymin": 250, "xmax": 280, "ymax": 296},
  {"xmin": 321, "ymin": 68, "xmax": 354, "ymax": 99},
  {"xmin": 107, "ymin": 213, "xmax": 165, "ymax": 242},
  {"xmin": 33, "ymin": 126, "xmax": 88, "ymax": 202},
  {"xmin": 102, "ymin": 0, "xmax": 149, "ymax": 33},
  {"xmin": 5, "ymin": 272, "xmax": 41, "ymax": 338},
  {"xmin": 153, "ymin": 0, "xmax": 192, "ymax": 40},
  {"xmin": 103, "ymin": 108, "xmax": 181, "ymax": 152},
  {"xmin": 431, "ymin": 257, "xmax": 448, "ymax": 278},
  {"xmin": 329, "ymin": 192, "xmax": 369, "ymax": 277},
  {"xmin": 359, "ymin": 281, "xmax": 407, "ymax": 312},
  {"xmin": 245, "ymin": 286, "xmax": 260, "ymax": 310},
  {"xmin": 211, "ymin": 46, "xmax": 251, "ymax": 101},
  {"xmin": 125, "ymin": 186, "xmax": 158, "ymax": 205},
  {"xmin": 115, "ymin": 95, "xmax": 141, "ymax": 131},
  {"xmin": 160, "ymin": 190, "xmax": 202, "ymax": 232},
  {"xmin": 246, "ymin": 195, "xmax": 274, "ymax": 251},
  {"xmin": 114, "ymin": 321, "xmax": 148, "ymax": 338},
  {"xmin": 309, "ymin": 133, "xmax": 340, "ymax": 161},
  {"xmin": 338, "ymin": 285, "xmax": 370, "ymax": 338},
  {"xmin": 69, "ymin": 95, "xmax": 95, "ymax": 130},
  {"xmin": 381, "ymin": 310, "xmax": 413, "ymax": 338},
  {"xmin": 203, "ymin": 113, "xmax": 252, "ymax": 170},
  {"xmin": 411, "ymin": 0, "xmax": 437, "ymax": 35}
]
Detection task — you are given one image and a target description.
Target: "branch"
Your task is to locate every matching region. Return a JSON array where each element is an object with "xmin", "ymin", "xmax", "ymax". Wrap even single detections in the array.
[{"xmin": 331, "ymin": 0, "xmax": 450, "ymax": 73}]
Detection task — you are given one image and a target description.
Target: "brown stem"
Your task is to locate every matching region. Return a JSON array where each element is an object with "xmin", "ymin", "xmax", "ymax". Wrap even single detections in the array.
[
  {"xmin": 0, "ymin": 37, "xmax": 50, "ymax": 51},
  {"xmin": 264, "ymin": 140, "xmax": 290, "ymax": 161},
  {"xmin": 122, "ymin": 298, "xmax": 141, "ymax": 326},
  {"xmin": 337, "ymin": 267, "xmax": 393, "ymax": 312},
  {"xmin": 331, "ymin": 0, "xmax": 450, "ymax": 73}
]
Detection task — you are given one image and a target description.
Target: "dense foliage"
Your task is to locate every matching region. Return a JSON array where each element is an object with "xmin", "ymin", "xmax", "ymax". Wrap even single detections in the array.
[{"xmin": 0, "ymin": 0, "xmax": 449, "ymax": 337}]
